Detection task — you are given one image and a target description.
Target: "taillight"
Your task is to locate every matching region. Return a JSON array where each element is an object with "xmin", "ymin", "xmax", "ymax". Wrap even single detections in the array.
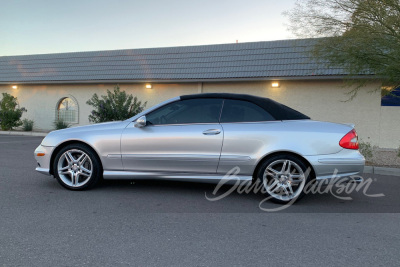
[{"xmin": 339, "ymin": 129, "xmax": 359, "ymax": 149}]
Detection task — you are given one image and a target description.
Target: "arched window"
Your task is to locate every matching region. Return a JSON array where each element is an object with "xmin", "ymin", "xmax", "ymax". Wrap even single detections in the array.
[{"xmin": 57, "ymin": 97, "xmax": 78, "ymax": 123}]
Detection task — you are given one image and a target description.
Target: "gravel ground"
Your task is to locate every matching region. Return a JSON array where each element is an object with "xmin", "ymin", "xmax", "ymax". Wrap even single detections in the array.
[{"xmin": 365, "ymin": 148, "xmax": 400, "ymax": 168}]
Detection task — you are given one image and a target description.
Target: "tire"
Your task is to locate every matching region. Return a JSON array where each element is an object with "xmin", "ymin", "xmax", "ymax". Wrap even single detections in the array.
[
  {"xmin": 53, "ymin": 143, "xmax": 102, "ymax": 190},
  {"xmin": 257, "ymin": 154, "xmax": 311, "ymax": 204}
]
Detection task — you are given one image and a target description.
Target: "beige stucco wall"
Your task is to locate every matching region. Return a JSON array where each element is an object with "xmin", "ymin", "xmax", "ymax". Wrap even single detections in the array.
[
  {"xmin": 379, "ymin": 107, "xmax": 400, "ymax": 148},
  {"xmin": 0, "ymin": 80, "xmax": 399, "ymax": 148}
]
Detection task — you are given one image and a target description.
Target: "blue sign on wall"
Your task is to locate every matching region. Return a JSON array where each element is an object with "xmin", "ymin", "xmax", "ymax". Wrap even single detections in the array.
[{"xmin": 381, "ymin": 88, "xmax": 400, "ymax": 106}]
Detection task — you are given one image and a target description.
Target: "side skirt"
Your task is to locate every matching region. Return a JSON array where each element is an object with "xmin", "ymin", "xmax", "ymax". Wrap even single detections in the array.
[{"xmin": 103, "ymin": 171, "xmax": 253, "ymax": 185}]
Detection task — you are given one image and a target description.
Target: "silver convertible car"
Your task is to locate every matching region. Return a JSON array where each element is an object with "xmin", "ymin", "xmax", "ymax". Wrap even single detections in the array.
[{"xmin": 35, "ymin": 93, "xmax": 365, "ymax": 203}]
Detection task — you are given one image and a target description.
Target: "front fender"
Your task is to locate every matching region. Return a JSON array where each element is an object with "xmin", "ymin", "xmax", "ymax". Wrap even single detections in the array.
[{"xmin": 40, "ymin": 121, "xmax": 130, "ymax": 172}]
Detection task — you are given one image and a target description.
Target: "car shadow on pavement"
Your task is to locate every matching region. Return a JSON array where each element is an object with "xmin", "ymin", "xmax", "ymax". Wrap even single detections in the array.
[{"xmin": 49, "ymin": 177, "xmax": 397, "ymax": 213}]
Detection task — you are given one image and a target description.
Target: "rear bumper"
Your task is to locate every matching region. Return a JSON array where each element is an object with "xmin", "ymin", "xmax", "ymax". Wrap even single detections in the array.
[
  {"xmin": 34, "ymin": 145, "xmax": 55, "ymax": 176},
  {"xmin": 304, "ymin": 149, "xmax": 365, "ymax": 180}
]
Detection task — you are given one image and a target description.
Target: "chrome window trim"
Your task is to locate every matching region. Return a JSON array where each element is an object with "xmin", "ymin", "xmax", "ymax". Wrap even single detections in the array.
[
  {"xmin": 143, "ymin": 122, "xmax": 224, "ymax": 127},
  {"xmin": 219, "ymin": 120, "xmax": 282, "ymax": 124}
]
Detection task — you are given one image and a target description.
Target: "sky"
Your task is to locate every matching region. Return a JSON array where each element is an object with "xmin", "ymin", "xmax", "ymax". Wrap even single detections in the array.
[{"xmin": 1, "ymin": 0, "xmax": 297, "ymax": 56}]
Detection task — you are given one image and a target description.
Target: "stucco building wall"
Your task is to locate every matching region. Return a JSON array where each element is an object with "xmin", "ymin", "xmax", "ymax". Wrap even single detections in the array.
[{"xmin": 0, "ymin": 80, "xmax": 398, "ymax": 148}]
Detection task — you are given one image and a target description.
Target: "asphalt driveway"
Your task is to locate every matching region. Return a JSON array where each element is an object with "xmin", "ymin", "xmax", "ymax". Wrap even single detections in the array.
[{"xmin": 0, "ymin": 135, "xmax": 399, "ymax": 266}]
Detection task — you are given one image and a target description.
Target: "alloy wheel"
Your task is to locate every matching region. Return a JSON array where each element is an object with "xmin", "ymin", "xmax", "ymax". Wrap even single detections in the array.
[
  {"xmin": 57, "ymin": 149, "xmax": 93, "ymax": 187},
  {"xmin": 263, "ymin": 159, "xmax": 306, "ymax": 201}
]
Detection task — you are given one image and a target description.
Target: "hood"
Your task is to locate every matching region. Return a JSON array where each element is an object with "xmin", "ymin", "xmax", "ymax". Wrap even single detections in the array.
[
  {"xmin": 51, "ymin": 121, "xmax": 127, "ymax": 133},
  {"xmin": 41, "ymin": 121, "xmax": 131, "ymax": 146}
]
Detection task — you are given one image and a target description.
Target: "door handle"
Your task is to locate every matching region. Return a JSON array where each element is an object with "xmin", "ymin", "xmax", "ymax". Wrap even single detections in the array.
[{"xmin": 203, "ymin": 129, "xmax": 221, "ymax": 135}]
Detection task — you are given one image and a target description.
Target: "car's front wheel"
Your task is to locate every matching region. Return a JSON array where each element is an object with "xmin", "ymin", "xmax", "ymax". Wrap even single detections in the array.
[
  {"xmin": 257, "ymin": 154, "xmax": 311, "ymax": 204},
  {"xmin": 53, "ymin": 144, "xmax": 101, "ymax": 190}
]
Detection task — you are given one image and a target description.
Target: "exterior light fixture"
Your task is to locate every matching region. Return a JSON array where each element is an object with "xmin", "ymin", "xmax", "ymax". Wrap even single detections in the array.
[
  {"xmin": 271, "ymin": 82, "xmax": 280, "ymax": 88},
  {"xmin": 145, "ymin": 84, "xmax": 152, "ymax": 89},
  {"xmin": 12, "ymin": 85, "xmax": 18, "ymax": 89}
]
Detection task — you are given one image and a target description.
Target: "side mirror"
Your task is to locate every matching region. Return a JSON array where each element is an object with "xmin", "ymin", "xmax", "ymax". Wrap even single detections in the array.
[{"xmin": 134, "ymin": 115, "xmax": 146, "ymax": 128}]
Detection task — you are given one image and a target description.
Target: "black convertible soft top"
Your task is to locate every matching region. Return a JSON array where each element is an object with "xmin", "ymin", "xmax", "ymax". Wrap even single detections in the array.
[{"xmin": 180, "ymin": 93, "xmax": 310, "ymax": 120}]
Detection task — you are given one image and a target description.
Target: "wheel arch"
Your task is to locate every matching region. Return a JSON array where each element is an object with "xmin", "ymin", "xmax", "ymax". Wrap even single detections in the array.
[
  {"xmin": 252, "ymin": 151, "xmax": 316, "ymax": 181},
  {"xmin": 49, "ymin": 140, "xmax": 103, "ymax": 176}
]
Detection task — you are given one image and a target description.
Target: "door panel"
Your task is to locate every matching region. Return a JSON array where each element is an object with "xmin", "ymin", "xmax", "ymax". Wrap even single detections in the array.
[
  {"xmin": 217, "ymin": 123, "xmax": 267, "ymax": 176},
  {"xmin": 121, "ymin": 123, "xmax": 223, "ymax": 173}
]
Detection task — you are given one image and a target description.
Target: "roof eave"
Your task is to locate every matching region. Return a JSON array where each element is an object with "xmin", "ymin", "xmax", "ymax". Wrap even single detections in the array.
[{"xmin": 0, "ymin": 75, "xmax": 374, "ymax": 85}]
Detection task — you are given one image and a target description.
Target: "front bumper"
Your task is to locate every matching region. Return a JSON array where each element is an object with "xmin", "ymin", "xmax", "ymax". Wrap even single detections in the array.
[
  {"xmin": 304, "ymin": 149, "xmax": 365, "ymax": 180},
  {"xmin": 34, "ymin": 145, "xmax": 55, "ymax": 176}
]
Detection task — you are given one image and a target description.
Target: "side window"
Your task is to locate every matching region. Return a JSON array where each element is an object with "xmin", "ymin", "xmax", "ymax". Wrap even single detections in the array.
[
  {"xmin": 220, "ymin": 99, "xmax": 275, "ymax": 123},
  {"xmin": 146, "ymin": 98, "xmax": 223, "ymax": 125}
]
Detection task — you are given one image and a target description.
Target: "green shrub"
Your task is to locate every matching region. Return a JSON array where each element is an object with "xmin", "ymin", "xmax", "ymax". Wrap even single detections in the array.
[
  {"xmin": 0, "ymin": 93, "xmax": 27, "ymax": 130},
  {"xmin": 359, "ymin": 141, "xmax": 374, "ymax": 161},
  {"xmin": 54, "ymin": 119, "xmax": 70, "ymax": 130},
  {"xmin": 22, "ymin": 119, "xmax": 34, "ymax": 131},
  {"xmin": 86, "ymin": 85, "xmax": 147, "ymax": 123},
  {"xmin": 398, "ymin": 146, "xmax": 400, "ymax": 158}
]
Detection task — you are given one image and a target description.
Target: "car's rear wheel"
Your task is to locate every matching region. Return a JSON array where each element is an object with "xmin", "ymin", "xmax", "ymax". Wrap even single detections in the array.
[
  {"xmin": 53, "ymin": 144, "xmax": 101, "ymax": 190},
  {"xmin": 257, "ymin": 154, "xmax": 311, "ymax": 204}
]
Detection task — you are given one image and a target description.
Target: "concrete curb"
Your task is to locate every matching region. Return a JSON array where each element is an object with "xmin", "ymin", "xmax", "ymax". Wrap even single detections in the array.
[
  {"xmin": 363, "ymin": 166, "xmax": 400, "ymax": 177},
  {"xmin": 0, "ymin": 131, "xmax": 48, "ymax": 137}
]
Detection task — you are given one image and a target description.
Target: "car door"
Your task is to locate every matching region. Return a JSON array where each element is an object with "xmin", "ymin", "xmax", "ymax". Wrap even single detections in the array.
[
  {"xmin": 121, "ymin": 98, "xmax": 224, "ymax": 173},
  {"xmin": 217, "ymin": 99, "xmax": 277, "ymax": 175}
]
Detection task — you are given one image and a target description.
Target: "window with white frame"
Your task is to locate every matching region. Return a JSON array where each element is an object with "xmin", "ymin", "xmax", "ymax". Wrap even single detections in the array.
[{"xmin": 57, "ymin": 97, "xmax": 78, "ymax": 123}]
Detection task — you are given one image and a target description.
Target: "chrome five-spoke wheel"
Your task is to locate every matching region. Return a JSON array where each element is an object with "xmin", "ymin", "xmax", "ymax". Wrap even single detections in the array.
[
  {"xmin": 57, "ymin": 149, "xmax": 93, "ymax": 187},
  {"xmin": 53, "ymin": 144, "xmax": 101, "ymax": 190},
  {"xmin": 258, "ymin": 154, "xmax": 310, "ymax": 204}
]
